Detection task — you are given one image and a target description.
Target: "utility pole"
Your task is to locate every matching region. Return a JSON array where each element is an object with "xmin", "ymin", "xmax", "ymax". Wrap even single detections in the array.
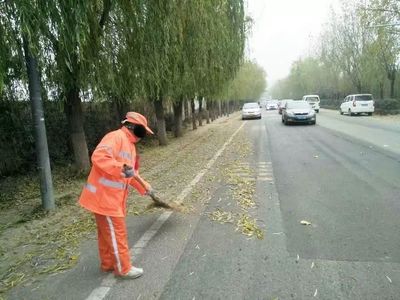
[{"xmin": 23, "ymin": 36, "xmax": 55, "ymax": 210}]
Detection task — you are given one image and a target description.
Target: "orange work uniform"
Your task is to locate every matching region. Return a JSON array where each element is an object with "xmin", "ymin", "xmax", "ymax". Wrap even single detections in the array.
[{"xmin": 79, "ymin": 126, "xmax": 150, "ymax": 275}]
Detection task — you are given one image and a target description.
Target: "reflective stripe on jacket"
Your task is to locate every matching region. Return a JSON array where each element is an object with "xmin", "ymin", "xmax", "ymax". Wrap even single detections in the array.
[{"xmin": 79, "ymin": 127, "xmax": 151, "ymax": 217}]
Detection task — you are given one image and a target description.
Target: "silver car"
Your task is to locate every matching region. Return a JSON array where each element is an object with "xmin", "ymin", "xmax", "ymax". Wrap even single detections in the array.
[
  {"xmin": 242, "ymin": 102, "xmax": 262, "ymax": 120},
  {"xmin": 282, "ymin": 100, "xmax": 316, "ymax": 125}
]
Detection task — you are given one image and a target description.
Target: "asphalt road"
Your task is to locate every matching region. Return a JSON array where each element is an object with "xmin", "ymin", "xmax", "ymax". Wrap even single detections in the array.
[{"xmin": 8, "ymin": 110, "xmax": 400, "ymax": 299}]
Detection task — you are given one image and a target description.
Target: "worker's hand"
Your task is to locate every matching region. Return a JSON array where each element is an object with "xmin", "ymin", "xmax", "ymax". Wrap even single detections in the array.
[{"xmin": 121, "ymin": 164, "xmax": 135, "ymax": 178}]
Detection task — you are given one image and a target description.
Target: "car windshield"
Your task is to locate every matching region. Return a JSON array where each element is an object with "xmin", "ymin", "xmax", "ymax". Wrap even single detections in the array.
[
  {"xmin": 305, "ymin": 97, "xmax": 319, "ymax": 102},
  {"xmin": 287, "ymin": 101, "xmax": 310, "ymax": 109},
  {"xmin": 355, "ymin": 95, "xmax": 373, "ymax": 101},
  {"xmin": 243, "ymin": 103, "xmax": 259, "ymax": 109}
]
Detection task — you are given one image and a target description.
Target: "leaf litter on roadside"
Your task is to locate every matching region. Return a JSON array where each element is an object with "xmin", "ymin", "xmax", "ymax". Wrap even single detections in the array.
[
  {"xmin": 208, "ymin": 209, "xmax": 234, "ymax": 224},
  {"xmin": 0, "ymin": 114, "xmax": 247, "ymax": 294},
  {"xmin": 207, "ymin": 135, "xmax": 265, "ymax": 240},
  {"xmin": 236, "ymin": 214, "xmax": 264, "ymax": 240}
]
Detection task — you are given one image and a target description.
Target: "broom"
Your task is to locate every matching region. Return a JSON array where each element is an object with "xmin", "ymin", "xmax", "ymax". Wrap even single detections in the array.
[{"xmin": 133, "ymin": 174, "xmax": 183, "ymax": 212}]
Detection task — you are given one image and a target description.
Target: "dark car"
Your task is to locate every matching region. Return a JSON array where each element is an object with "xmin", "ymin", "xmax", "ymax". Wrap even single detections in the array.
[
  {"xmin": 282, "ymin": 100, "xmax": 316, "ymax": 125},
  {"xmin": 278, "ymin": 99, "xmax": 293, "ymax": 115}
]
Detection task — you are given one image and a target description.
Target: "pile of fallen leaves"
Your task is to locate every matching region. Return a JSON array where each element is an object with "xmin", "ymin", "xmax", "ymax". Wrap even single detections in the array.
[
  {"xmin": 207, "ymin": 132, "xmax": 264, "ymax": 240},
  {"xmin": 209, "ymin": 209, "xmax": 234, "ymax": 224},
  {"xmin": 236, "ymin": 214, "xmax": 264, "ymax": 239}
]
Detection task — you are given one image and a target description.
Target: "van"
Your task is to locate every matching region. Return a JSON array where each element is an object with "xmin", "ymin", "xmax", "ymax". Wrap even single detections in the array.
[
  {"xmin": 302, "ymin": 95, "xmax": 320, "ymax": 113},
  {"xmin": 339, "ymin": 94, "xmax": 374, "ymax": 116}
]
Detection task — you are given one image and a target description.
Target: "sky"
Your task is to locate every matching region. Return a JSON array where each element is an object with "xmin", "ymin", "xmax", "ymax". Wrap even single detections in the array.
[{"xmin": 246, "ymin": 0, "xmax": 341, "ymax": 88}]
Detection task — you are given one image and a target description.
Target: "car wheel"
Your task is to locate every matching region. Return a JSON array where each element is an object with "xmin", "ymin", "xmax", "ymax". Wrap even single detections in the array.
[
  {"xmin": 348, "ymin": 109, "xmax": 353, "ymax": 116},
  {"xmin": 339, "ymin": 108, "xmax": 343, "ymax": 115},
  {"xmin": 312, "ymin": 121, "xmax": 316, "ymax": 125},
  {"xmin": 316, "ymin": 110, "xmax": 319, "ymax": 113},
  {"xmin": 368, "ymin": 112, "xmax": 372, "ymax": 116},
  {"xmin": 282, "ymin": 118, "xmax": 284, "ymax": 123}
]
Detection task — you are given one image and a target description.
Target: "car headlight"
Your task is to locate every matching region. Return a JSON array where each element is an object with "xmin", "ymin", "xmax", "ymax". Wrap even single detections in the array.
[
  {"xmin": 287, "ymin": 111, "xmax": 294, "ymax": 116},
  {"xmin": 308, "ymin": 111, "xmax": 315, "ymax": 116}
]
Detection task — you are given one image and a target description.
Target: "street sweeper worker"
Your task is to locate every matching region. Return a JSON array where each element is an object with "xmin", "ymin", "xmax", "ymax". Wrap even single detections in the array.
[{"xmin": 79, "ymin": 111, "xmax": 155, "ymax": 279}]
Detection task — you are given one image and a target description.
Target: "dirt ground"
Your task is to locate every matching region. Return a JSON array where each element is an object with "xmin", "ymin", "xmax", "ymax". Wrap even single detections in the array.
[{"xmin": 0, "ymin": 113, "xmax": 246, "ymax": 296}]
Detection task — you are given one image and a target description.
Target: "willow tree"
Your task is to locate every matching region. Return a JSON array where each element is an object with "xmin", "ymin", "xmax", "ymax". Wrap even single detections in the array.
[
  {"xmin": 35, "ymin": 0, "xmax": 113, "ymax": 171},
  {"xmin": 91, "ymin": 1, "xmax": 145, "ymax": 124},
  {"xmin": 1, "ymin": 1, "xmax": 55, "ymax": 209},
  {"xmin": 200, "ymin": 0, "xmax": 247, "ymax": 117},
  {"xmin": 127, "ymin": 0, "xmax": 181, "ymax": 145},
  {"xmin": 226, "ymin": 61, "xmax": 267, "ymax": 102},
  {"xmin": 363, "ymin": 0, "xmax": 400, "ymax": 98},
  {"xmin": 174, "ymin": 0, "xmax": 247, "ymax": 128}
]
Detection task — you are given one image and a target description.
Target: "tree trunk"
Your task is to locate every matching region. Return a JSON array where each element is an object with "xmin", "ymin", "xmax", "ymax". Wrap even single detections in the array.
[
  {"xmin": 111, "ymin": 97, "xmax": 128, "ymax": 128},
  {"xmin": 154, "ymin": 98, "xmax": 168, "ymax": 145},
  {"xmin": 389, "ymin": 70, "xmax": 396, "ymax": 98},
  {"xmin": 173, "ymin": 97, "xmax": 184, "ymax": 138},
  {"xmin": 356, "ymin": 80, "xmax": 362, "ymax": 94},
  {"xmin": 198, "ymin": 96, "xmax": 203, "ymax": 126},
  {"xmin": 379, "ymin": 82, "xmax": 384, "ymax": 99},
  {"xmin": 210, "ymin": 101, "xmax": 215, "ymax": 121},
  {"xmin": 23, "ymin": 36, "xmax": 55, "ymax": 210},
  {"xmin": 184, "ymin": 98, "xmax": 190, "ymax": 121},
  {"xmin": 65, "ymin": 84, "xmax": 90, "ymax": 172},
  {"xmin": 218, "ymin": 100, "xmax": 222, "ymax": 117},
  {"xmin": 190, "ymin": 98, "xmax": 197, "ymax": 130},
  {"xmin": 205, "ymin": 99, "xmax": 211, "ymax": 124}
]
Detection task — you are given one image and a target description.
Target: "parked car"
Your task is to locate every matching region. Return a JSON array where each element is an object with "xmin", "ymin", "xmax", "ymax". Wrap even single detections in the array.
[
  {"xmin": 302, "ymin": 95, "xmax": 320, "ymax": 113},
  {"xmin": 278, "ymin": 99, "xmax": 293, "ymax": 115},
  {"xmin": 339, "ymin": 94, "xmax": 375, "ymax": 116},
  {"xmin": 266, "ymin": 100, "xmax": 279, "ymax": 110},
  {"xmin": 242, "ymin": 102, "xmax": 262, "ymax": 120},
  {"xmin": 282, "ymin": 100, "xmax": 316, "ymax": 125}
]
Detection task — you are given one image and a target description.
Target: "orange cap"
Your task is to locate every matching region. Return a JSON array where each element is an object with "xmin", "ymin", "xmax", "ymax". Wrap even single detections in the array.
[{"xmin": 122, "ymin": 112, "xmax": 154, "ymax": 135}]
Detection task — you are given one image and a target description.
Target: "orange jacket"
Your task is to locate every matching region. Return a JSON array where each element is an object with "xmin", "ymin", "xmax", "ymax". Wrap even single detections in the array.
[{"xmin": 79, "ymin": 127, "xmax": 151, "ymax": 217}]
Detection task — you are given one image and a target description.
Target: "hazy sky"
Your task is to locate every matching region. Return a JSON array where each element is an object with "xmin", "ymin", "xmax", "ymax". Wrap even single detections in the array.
[{"xmin": 246, "ymin": 0, "xmax": 340, "ymax": 87}]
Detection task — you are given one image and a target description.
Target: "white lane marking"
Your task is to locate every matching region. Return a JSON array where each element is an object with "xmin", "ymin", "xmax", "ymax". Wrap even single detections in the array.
[
  {"xmin": 86, "ymin": 287, "xmax": 111, "ymax": 300},
  {"xmin": 85, "ymin": 121, "xmax": 247, "ymax": 300}
]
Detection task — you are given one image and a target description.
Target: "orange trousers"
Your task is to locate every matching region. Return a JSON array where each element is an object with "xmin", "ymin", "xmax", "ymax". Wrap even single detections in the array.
[{"xmin": 94, "ymin": 214, "xmax": 132, "ymax": 275}]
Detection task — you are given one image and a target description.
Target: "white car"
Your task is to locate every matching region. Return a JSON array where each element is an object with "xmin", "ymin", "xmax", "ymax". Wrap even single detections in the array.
[
  {"xmin": 302, "ymin": 95, "xmax": 320, "ymax": 113},
  {"xmin": 266, "ymin": 100, "xmax": 279, "ymax": 110},
  {"xmin": 242, "ymin": 102, "xmax": 262, "ymax": 120},
  {"xmin": 340, "ymin": 94, "xmax": 375, "ymax": 116}
]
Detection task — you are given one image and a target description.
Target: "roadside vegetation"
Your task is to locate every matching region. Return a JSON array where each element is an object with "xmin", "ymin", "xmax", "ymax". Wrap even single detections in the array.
[
  {"xmin": 270, "ymin": 0, "xmax": 400, "ymax": 114},
  {"xmin": 0, "ymin": 0, "xmax": 268, "ymax": 295}
]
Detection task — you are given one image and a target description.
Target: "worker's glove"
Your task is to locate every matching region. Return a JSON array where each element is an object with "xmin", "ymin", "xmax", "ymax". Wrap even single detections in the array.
[{"xmin": 122, "ymin": 164, "xmax": 135, "ymax": 178}]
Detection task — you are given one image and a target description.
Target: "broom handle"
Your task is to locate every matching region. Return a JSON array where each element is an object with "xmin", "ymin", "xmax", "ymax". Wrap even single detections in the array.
[{"xmin": 133, "ymin": 175, "xmax": 150, "ymax": 193}]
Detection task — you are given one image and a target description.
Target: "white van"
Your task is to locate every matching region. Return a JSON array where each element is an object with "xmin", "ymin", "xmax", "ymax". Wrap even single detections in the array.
[
  {"xmin": 339, "ymin": 94, "xmax": 374, "ymax": 116},
  {"xmin": 302, "ymin": 95, "xmax": 320, "ymax": 113}
]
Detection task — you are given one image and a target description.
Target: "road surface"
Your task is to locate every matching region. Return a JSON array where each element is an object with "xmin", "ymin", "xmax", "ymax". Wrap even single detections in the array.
[{"xmin": 8, "ymin": 110, "xmax": 400, "ymax": 300}]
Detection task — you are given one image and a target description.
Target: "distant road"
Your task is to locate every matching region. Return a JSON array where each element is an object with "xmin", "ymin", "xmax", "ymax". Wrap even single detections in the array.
[{"xmin": 318, "ymin": 108, "xmax": 400, "ymax": 155}]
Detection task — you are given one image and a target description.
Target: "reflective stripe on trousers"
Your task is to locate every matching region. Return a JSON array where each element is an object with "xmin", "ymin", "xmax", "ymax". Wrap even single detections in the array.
[
  {"xmin": 94, "ymin": 214, "xmax": 132, "ymax": 275},
  {"xmin": 106, "ymin": 216, "xmax": 122, "ymax": 274}
]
